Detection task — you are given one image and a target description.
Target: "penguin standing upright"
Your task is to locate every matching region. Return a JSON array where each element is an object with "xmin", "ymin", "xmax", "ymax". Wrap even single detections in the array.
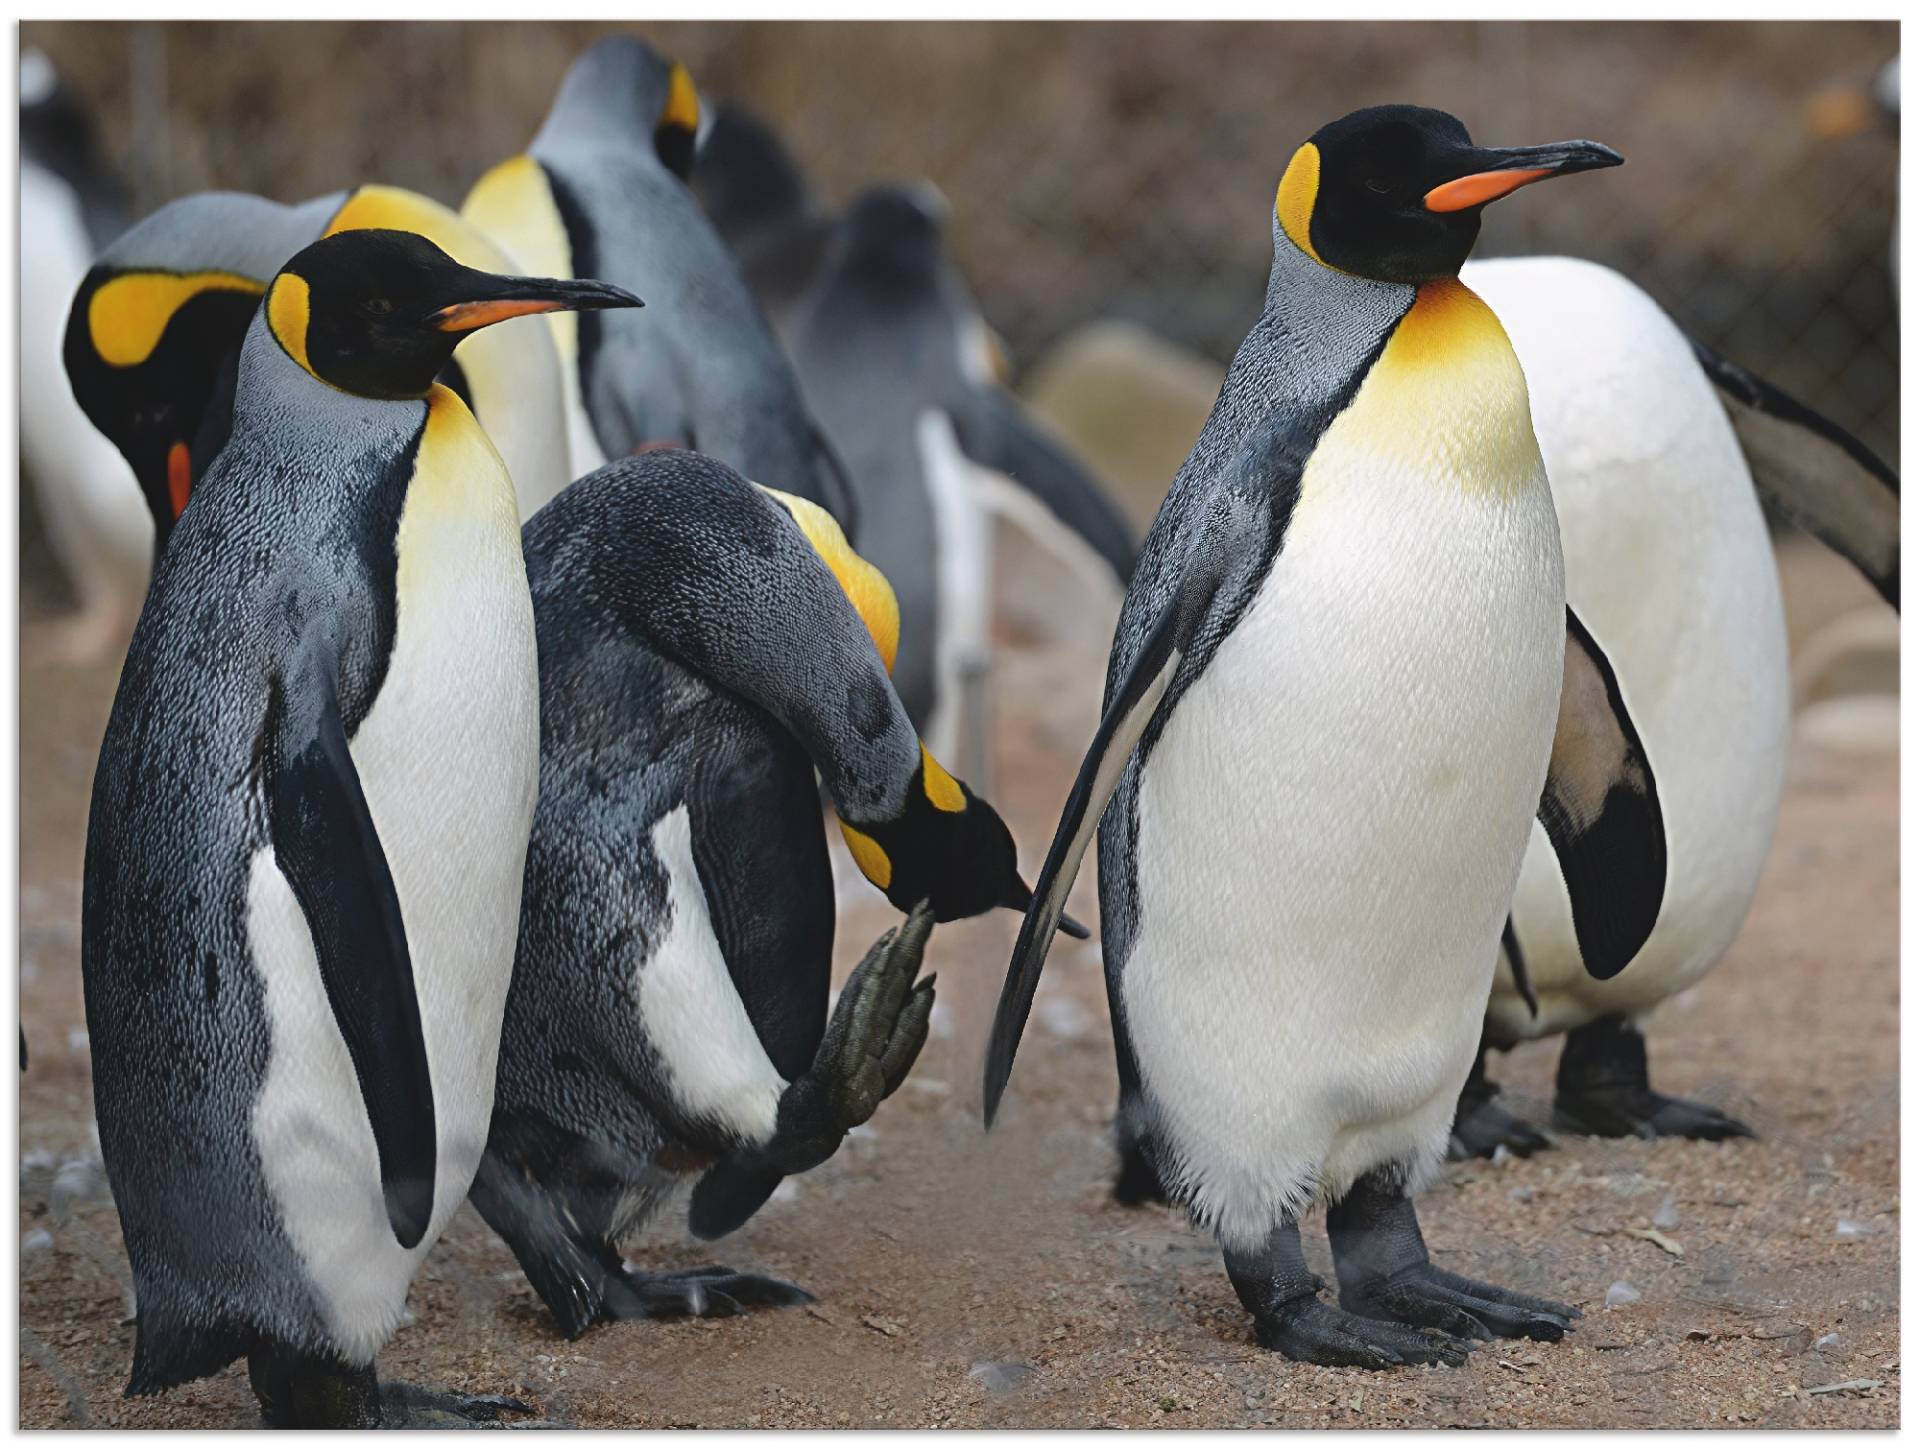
[
  {"xmin": 82, "ymin": 228, "xmax": 638, "ymax": 1426},
  {"xmin": 64, "ymin": 184, "xmax": 578, "ymax": 551},
  {"xmin": 472, "ymin": 447, "xmax": 1082, "ymax": 1340},
  {"xmin": 1443, "ymin": 255, "xmax": 1899, "ymax": 1157},
  {"xmin": 19, "ymin": 49, "xmax": 147, "ymax": 659},
  {"xmin": 788, "ymin": 185, "xmax": 1137, "ymax": 778},
  {"xmin": 462, "ymin": 35, "xmax": 855, "ymax": 527},
  {"xmin": 690, "ymin": 101, "xmax": 834, "ymax": 339},
  {"xmin": 985, "ymin": 108, "xmax": 1668, "ymax": 1367}
]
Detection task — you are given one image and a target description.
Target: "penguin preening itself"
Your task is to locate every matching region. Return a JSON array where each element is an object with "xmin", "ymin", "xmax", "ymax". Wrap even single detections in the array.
[
  {"xmin": 81, "ymin": 229, "xmax": 638, "ymax": 1426},
  {"xmin": 1443, "ymin": 256, "xmax": 1900, "ymax": 1158},
  {"xmin": 20, "ymin": 49, "xmax": 147, "ymax": 660},
  {"xmin": 788, "ymin": 184, "xmax": 1138, "ymax": 780},
  {"xmin": 470, "ymin": 449, "xmax": 1078, "ymax": 1340},
  {"xmin": 63, "ymin": 183, "xmax": 577, "ymax": 553},
  {"xmin": 462, "ymin": 35, "xmax": 856, "ymax": 529},
  {"xmin": 984, "ymin": 107, "xmax": 1668, "ymax": 1367}
]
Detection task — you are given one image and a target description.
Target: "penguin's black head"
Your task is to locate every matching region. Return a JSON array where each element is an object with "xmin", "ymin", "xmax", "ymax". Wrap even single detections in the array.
[
  {"xmin": 1278, "ymin": 105, "xmax": 1623, "ymax": 283},
  {"xmin": 843, "ymin": 748, "xmax": 1089, "ymax": 939},
  {"xmin": 557, "ymin": 35, "xmax": 702, "ymax": 182},
  {"xmin": 821, "ymin": 184, "xmax": 950, "ymax": 299},
  {"xmin": 266, "ymin": 228, "xmax": 642, "ymax": 400},
  {"xmin": 63, "ymin": 262, "xmax": 265, "ymax": 549}
]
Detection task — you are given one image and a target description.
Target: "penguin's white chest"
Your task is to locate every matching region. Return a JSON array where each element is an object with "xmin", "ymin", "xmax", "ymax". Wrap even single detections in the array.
[
  {"xmin": 246, "ymin": 392, "xmax": 539, "ymax": 1359},
  {"xmin": 1121, "ymin": 281, "xmax": 1567, "ymax": 1249}
]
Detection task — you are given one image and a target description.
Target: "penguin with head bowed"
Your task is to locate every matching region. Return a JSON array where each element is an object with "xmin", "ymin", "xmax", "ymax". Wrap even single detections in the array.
[
  {"xmin": 81, "ymin": 228, "xmax": 639, "ymax": 1427},
  {"xmin": 786, "ymin": 183, "xmax": 1138, "ymax": 785},
  {"xmin": 1437, "ymin": 254, "xmax": 1898, "ymax": 1160},
  {"xmin": 469, "ymin": 447, "xmax": 1081, "ymax": 1341},
  {"xmin": 983, "ymin": 106, "xmax": 1665, "ymax": 1368},
  {"xmin": 461, "ymin": 34, "xmax": 858, "ymax": 532},
  {"xmin": 20, "ymin": 48, "xmax": 147, "ymax": 661},
  {"xmin": 63, "ymin": 183, "xmax": 577, "ymax": 558}
]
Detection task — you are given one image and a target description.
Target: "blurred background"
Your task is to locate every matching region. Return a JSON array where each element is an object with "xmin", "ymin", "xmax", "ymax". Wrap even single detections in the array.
[{"xmin": 20, "ymin": 18, "xmax": 1901, "ymax": 466}]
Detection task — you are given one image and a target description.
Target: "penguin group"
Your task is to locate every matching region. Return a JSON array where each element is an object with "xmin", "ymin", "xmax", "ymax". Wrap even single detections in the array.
[{"xmin": 26, "ymin": 28, "xmax": 1898, "ymax": 1426}]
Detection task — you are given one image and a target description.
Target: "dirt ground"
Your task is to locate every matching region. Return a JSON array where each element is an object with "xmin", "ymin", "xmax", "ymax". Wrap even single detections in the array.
[{"xmin": 16, "ymin": 536, "xmax": 1898, "ymax": 1430}]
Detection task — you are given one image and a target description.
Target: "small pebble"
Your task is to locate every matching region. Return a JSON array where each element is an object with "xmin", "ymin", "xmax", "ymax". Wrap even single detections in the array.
[
  {"xmin": 1653, "ymin": 1194, "xmax": 1680, "ymax": 1230},
  {"xmin": 1491, "ymin": 1145, "xmax": 1514, "ymax": 1168},
  {"xmin": 65, "ymin": 1028, "xmax": 88, "ymax": 1054},
  {"xmin": 1834, "ymin": 1217, "xmax": 1882, "ymax": 1240},
  {"xmin": 1815, "ymin": 1332, "xmax": 1843, "ymax": 1350},
  {"xmin": 1605, "ymin": 1280, "xmax": 1642, "ymax": 1307},
  {"xmin": 1035, "ymin": 994, "xmax": 1093, "ymax": 1041},
  {"xmin": 1508, "ymin": 1185, "xmax": 1534, "ymax": 1203},
  {"xmin": 968, "ymin": 1360, "xmax": 1037, "ymax": 1397},
  {"xmin": 21, "ymin": 1228, "xmax": 53, "ymax": 1257}
]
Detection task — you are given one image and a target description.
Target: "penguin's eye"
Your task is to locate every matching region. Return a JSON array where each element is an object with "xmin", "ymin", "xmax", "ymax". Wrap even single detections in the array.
[
  {"xmin": 1364, "ymin": 177, "xmax": 1392, "ymax": 196},
  {"xmin": 363, "ymin": 297, "xmax": 395, "ymax": 318}
]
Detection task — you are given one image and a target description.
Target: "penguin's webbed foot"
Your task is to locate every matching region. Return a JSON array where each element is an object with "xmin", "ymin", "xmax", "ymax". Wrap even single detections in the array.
[
  {"xmin": 1253, "ymin": 1294, "xmax": 1472, "ymax": 1369},
  {"xmin": 1447, "ymin": 1091, "xmax": 1554, "ymax": 1161},
  {"xmin": 378, "ymin": 1382, "xmax": 538, "ymax": 1428},
  {"xmin": 601, "ymin": 1263, "xmax": 814, "ymax": 1322},
  {"xmin": 1552, "ymin": 1087, "xmax": 1754, "ymax": 1142},
  {"xmin": 1553, "ymin": 1016, "xmax": 1754, "ymax": 1143},
  {"xmin": 1339, "ymin": 1264, "xmax": 1575, "ymax": 1344}
]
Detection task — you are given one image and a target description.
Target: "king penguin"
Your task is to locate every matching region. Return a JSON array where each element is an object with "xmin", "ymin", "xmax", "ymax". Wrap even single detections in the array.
[
  {"xmin": 64, "ymin": 183, "xmax": 577, "ymax": 554},
  {"xmin": 1442, "ymin": 255, "xmax": 1899, "ymax": 1157},
  {"xmin": 983, "ymin": 107, "xmax": 1669, "ymax": 1368},
  {"xmin": 81, "ymin": 228, "xmax": 638, "ymax": 1426},
  {"xmin": 20, "ymin": 48, "xmax": 146, "ymax": 660},
  {"xmin": 472, "ymin": 447, "xmax": 1081, "ymax": 1340},
  {"xmin": 787, "ymin": 184, "xmax": 1138, "ymax": 781},
  {"xmin": 461, "ymin": 35, "xmax": 856, "ymax": 530},
  {"xmin": 689, "ymin": 101, "xmax": 834, "ymax": 340}
]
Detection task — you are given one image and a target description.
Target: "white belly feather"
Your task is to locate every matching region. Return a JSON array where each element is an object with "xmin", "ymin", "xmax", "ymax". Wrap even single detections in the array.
[
  {"xmin": 1121, "ymin": 281, "xmax": 1566, "ymax": 1249},
  {"xmin": 247, "ymin": 394, "xmax": 538, "ymax": 1360}
]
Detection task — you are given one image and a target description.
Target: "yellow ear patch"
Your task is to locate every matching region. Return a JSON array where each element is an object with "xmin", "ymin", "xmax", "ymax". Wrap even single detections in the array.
[
  {"xmin": 1275, "ymin": 142, "xmax": 1327, "ymax": 267},
  {"xmin": 325, "ymin": 185, "xmax": 517, "ymax": 275},
  {"xmin": 660, "ymin": 61, "xmax": 700, "ymax": 134},
  {"xmin": 265, "ymin": 272, "xmax": 315, "ymax": 377},
  {"xmin": 87, "ymin": 270, "xmax": 265, "ymax": 368},
  {"xmin": 920, "ymin": 745, "xmax": 966, "ymax": 813},
  {"xmin": 756, "ymin": 485, "xmax": 901, "ymax": 674},
  {"xmin": 841, "ymin": 824, "xmax": 893, "ymax": 890}
]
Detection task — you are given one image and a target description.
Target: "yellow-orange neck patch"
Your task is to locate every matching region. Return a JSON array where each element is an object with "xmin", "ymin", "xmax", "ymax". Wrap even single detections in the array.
[
  {"xmin": 87, "ymin": 270, "xmax": 265, "ymax": 368},
  {"xmin": 265, "ymin": 272, "xmax": 316, "ymax": 378},
  {"xmin": 840, "ymin": 824, "xmax": 892, "ymax": 889},
  {"xmin": 1275, "ymin": 143, "xmax": 1326, "ymax": 267},
  {"xmin": 757, "ymin": 485, "xmax": 901, "ymax": 674},
  {"xmin": 920, "ymin": 745, "xmax": 966, "ymax": 813}
]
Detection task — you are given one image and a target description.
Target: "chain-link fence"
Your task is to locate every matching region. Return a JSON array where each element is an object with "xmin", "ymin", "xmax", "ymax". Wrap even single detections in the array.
[{"xmin": 23, "ymin": 20, "xmax": 1900, "ymax": 464}]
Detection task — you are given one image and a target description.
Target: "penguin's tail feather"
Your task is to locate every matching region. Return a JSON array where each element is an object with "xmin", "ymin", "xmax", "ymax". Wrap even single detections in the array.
[{"xmin": 1691, "ymin": 335, "xmax": 1899, "ymax": 609}]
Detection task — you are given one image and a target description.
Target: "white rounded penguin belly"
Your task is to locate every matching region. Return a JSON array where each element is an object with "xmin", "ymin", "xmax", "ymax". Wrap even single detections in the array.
[
  {"xmin": 1121, "ymin": 283, "xmax": 1566, "ymax": 1249},
  {"xmin": 1465, "ymin": 257, "xmax": 1790, "ymax": 1040},
  {"xmin": 244, "ymin": 390, "xmax": 539, "ymax": 1359}
]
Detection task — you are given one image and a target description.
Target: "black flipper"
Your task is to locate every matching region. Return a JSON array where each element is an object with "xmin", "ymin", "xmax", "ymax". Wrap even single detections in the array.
[
  {"xmin": 1501, "ymin": 915, "xmax": 1539, "ymax": 1020},
  {"xmin": 983, "ymin": 461, "xmax": 1278, "ymax": 1127},
  {"xmin": 1535, "ymin": 609, "xmax": 1667, "ymax": 983},
  {"xmin": 266, "ymin": 631, "xmax": 435, "ymax": 1249},
  {"xmin": 958, "ymin": 388, "xmax": 1137, "ymax": 585},
  {"xmin": 1692, "ymin": 336, "xmax": 1900, "ymax": 609}
]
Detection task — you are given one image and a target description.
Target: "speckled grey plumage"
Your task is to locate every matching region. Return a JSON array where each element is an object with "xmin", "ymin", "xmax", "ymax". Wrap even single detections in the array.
[{"xmin": 93, "ymin": 191, "xmax": 343, "ymax": 278}]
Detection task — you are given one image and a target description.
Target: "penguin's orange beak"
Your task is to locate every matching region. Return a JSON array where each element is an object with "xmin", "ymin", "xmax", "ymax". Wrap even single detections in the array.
[
  {"xmin": 427, "ymin": 273, "xmax": 643, "ymax": 333},
  {"xmin": 166, "ymin": 440, "xmax": 193, "ymax": 518},
  {"xmin": 1424, "ymin": 139, "xmax": 1624, "ymax": 214}
]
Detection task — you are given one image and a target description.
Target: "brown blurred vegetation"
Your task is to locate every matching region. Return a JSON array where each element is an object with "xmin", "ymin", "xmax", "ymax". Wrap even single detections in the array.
[{"xmin": 22, "ymin": 20, "xmax": 1900, "ymax": 461}]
